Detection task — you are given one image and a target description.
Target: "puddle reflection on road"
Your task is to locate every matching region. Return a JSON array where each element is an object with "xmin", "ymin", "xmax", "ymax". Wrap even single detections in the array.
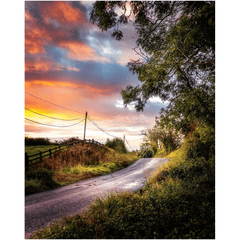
[{"xmin": 123, "ymin": 182, "xmax": 139, "ymax": 188}]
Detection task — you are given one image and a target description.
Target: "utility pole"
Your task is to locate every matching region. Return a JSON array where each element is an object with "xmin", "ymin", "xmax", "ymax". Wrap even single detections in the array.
[
  {"xmin": 83, "ymin": 111, "xmax": 88, "ymax": 141},
  {"xmin": 123, "ymin": 135, "xmax": 125, "ymax": 143}
]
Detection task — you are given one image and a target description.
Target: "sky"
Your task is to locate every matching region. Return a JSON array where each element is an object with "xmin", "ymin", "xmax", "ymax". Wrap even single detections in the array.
[{"xmin": 24, "ymin": 1, "xmax": 169, "ymax": 150}]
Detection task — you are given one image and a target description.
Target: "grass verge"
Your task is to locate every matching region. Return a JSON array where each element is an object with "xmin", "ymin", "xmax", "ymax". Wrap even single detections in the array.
[
  {"xmin": 30, "ymin": 132, "xmax": 215, "ymax": 239},
  {"xmin": 25, "ymin": 148, "xmax": 139, "ymax": 195}
]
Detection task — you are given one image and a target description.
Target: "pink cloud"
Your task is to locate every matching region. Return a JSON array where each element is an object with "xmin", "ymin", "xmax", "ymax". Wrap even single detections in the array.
[{"xmin": 59, "ymin": 41, "xmax": 110, "ymax": 63}]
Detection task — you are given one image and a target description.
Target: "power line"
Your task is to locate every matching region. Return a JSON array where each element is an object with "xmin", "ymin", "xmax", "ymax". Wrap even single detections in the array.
[
  {"xmin": 88, "ymin": 119, "xmax": 118, "ymax": 138},
  {"xmin": 125, "ymin": 138, "xmax": 134, "ymax": 151},
  {"xmin": 25, "ymin": 92, "xmax": 84, "ymax": 115},
  {"xmin": 88, "ymin": 117, "xmax": 119, "ymax": 138},
  {"xmin": 25, "ymin": 108, "xmax": 84, "ymax": 121},
  {"xmin": 25, "ymin": 117, "xmax": 85, "ymax": 128},
  {"xmin": 88, "ymin": 117, "xmax": 134, "ymax": 150}
]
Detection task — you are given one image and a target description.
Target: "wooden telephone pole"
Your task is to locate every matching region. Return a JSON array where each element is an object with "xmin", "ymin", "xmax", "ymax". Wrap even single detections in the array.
[{"xmin": 83, "ymin": 111, "xmax": 88, "ymax": 141}]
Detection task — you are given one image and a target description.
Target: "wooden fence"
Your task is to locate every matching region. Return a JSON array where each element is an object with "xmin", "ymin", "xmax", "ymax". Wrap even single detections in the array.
[{"xmin": 25, "ymin": 139, "xmax": 104, "ymax": 172}]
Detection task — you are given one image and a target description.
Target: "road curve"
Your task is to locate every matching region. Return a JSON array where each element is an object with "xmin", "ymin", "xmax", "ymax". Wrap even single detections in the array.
[{"xmin": 25, "ymin": 158, "xmax": 168, "ymax": 237}]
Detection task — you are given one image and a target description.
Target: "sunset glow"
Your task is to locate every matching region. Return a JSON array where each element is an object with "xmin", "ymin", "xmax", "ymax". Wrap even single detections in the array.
[{"xmin": 24, "ymin": 1, "xmax": 168, "ymax": 150}]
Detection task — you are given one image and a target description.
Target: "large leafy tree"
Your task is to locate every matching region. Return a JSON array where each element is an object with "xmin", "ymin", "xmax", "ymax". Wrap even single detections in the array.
[{"xmin": 90, "ymin": 1, "xmax": 215, "ymax": 134}]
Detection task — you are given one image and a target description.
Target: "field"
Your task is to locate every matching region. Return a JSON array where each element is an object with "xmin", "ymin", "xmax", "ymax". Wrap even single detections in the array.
[{"xmin": 25, "ymin": 145, "xmax": 59, "ymax": 157}]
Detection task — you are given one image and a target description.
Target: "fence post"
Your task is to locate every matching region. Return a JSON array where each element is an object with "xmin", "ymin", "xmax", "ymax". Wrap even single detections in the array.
[
  {"xmin": 39, "ymin": 151, "xmax": 42, "ymax": 162},
  {"xmin": 49, "ymin": 149, "xmax": 52, "ymax": 158},
  {"xmin": 25, "ymin": 152, "xmax": 29, "ymax": 173}
]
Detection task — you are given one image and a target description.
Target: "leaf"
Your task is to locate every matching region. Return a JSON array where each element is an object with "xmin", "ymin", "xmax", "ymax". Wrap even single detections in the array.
[{"xmin": 208, "ymin": 17, "xmax": 212, "ymax": 25}]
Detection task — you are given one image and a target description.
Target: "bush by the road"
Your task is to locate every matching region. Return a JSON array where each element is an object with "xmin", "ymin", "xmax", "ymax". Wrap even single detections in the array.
[
  {"xmin": 105, "ymin": 138, "xmax": 127, "ymax": 154},
  {"xmin": 25, "ymin": 168, "xmax": 60, "ymax": 195},
  {"xmin": 31, "ymin": 130, "xmax": 215, "ymax": 239},
  {"xmin": 142, "ymin": 149, "xmax": 154, "ymax": 158}
]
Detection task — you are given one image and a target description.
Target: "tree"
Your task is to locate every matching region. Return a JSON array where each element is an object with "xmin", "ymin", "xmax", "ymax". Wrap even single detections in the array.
[
  {"xmin": 141, "ymin": 120, "xmax": 183, "ymax": 154},
  {"xmin": 90, "ymin": 1, "xmax": 215, "ymax": 134},
  {"xmin": 105, "ymin": 138, "xmax": 128, "ymax": 154}
]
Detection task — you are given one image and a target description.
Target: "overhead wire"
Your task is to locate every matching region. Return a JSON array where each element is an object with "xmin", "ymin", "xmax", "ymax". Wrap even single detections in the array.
[
  {"xmin": 25, "ymin": 92, "xmax": 84, "ymax": 115},
  {"xmin": 25, "ymin": 93, "xmax": 137, "ymax": 148},
  {"xmin": 25, "ymin": 108, "xmax": 84, "ymax": 121},
  {"xmin": 88, "ymin": 116, "xmax": 135, "ymax": 150},
  {"xmin": 25, "ymin": 117, "xmax": 85, "ymax": 128},
  {"xmin": 125, "ymin": 138, "xmax": 134, "ymax": 151},
  {"xmin": 87, "ymin": 117, "xmax": 119, "ymax": 138}
]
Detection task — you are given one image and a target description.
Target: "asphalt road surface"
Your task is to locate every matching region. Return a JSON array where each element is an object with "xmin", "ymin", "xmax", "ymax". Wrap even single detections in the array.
[{"xmin": 25, "ymin": 158, "xmax": 168, "ymax": 238}]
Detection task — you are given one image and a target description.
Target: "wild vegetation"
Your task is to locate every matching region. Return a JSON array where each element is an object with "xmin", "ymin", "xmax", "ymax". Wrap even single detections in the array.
[
  {"xmin": 105, "ymin": 138, "xmax": 127, "ymax": 154},
  {"xmin": 31, "ymin": 126, "xmax": 215, "ymax": 239},
  {"xmin": 25, "ymin": 138, "xmax": 139, "ymax": 195},
  {"xmin": 25, "ymin": 137, "xmax": 53, "ymax": 146}
]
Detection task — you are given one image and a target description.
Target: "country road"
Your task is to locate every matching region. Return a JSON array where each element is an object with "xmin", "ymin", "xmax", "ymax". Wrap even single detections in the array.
[{"xmin": 25, "ymin": 158, "xmax": 168, "ymax": 238}]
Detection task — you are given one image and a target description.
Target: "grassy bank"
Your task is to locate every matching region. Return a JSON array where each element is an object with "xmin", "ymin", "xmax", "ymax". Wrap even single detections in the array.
[
  {"xmin": 25, "ymin": 145, "xmax": 59, "ymax": 157},
  {"xmin": 30, "ymin": 130, "xmax": 215, "ymax": 239},
  {"xmin": 25, "ymin": 145, "xmax": 139, "ymax": 195}
]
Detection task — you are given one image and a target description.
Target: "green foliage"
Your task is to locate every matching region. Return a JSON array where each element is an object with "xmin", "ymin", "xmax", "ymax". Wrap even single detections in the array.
[
  {"xmin": 196, "ymin": 123, "xmax": 215, "ymax": 144},
  {"xmin": 32, "ymin": 130, "xmax": 215, "ymax": 239},
  {"xmin": 141, "ymin": 149, "xmax": 154, "ymax": 158},
  {"xmin": 25, "ymin": 137, "xmax": 51, "ymax": 146},
  {"xmin": 90, "ymin": 1, "xmax": 215, "ymax": 135},
  {"xmin": 32, "ymin": 162, "xmax": 214, "ymax": 239},
  {"xmin": 141, "ymin": 120, "xmax": 182, "ymax": 155},
  {"xmin": 26, "ymin": 148, "xmax": 139, "ymax": 195},
  {"xmin": 105, "ymin": 137, "xmax": 127, "ymax": 154},
  {"xmin": 25, "ymin": 168, "xmax": 60, "ymax": 195},
  {"xmin": 60, "ymin": 136, "xmax": 80, "ymax": 145},
  {"xmin": 155, "ymin": 148, "xmax": 168, "ymax": 158},
  {"xmin": 25, "ymin": 145, "xmax": 59, "ymax": 157},
  {"xmin": 151, "ymin": 146, "xmax": 157, "ymax": 155}
]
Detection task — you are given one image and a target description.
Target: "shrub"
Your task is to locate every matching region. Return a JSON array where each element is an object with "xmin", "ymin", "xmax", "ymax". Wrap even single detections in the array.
[
  {"xmin": 154, "ymin": 148, "xmax": 168, "ymax": 158},
  {"xmin": 25, "ymin": 168, "xmax": 60, "ymax": 195},
  {"xmin": 142, "ymin": 149, "xmax": 153, "ymax": 158},
  {"xmin": 151, "ymin": 146, "xmax": 157, "ymax": 155},
  {"xmin": 185, "ymin": 137, "xmax": 214, "ymax": 162},
  {"xmin": 25, "ymin": 137, "xmax": 51, "ymax": 146},
  {"xmin": 105, "ymin": 138, "xmax": 127, "ymax": 154}
]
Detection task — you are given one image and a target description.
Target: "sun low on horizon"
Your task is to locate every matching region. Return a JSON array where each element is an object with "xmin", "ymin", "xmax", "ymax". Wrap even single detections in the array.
[{"xmin": 24, "ymin": 1, "xmax": 168, "ymax": 150}]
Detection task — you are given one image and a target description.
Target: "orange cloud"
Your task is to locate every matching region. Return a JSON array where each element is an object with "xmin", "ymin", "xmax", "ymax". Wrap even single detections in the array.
[
  {"xmin": 25, "ymin": 79, "xmax": 118, "ymax": 122},
  {"xmin": 41, "ymin": 1, "xmax": 88, "ymax": 25},
  {"xmin": 25, "ymin": 11, "xmax": 51, "ymax": 54},
  {"xmin": 25, "ymin": 58, "xmax": 65, "ymax": 72},
  {"xmin": 25, "ymin": 107, "xmax": 83, "ymax": 123},
  {"xmin": 25, "ymin": 82, "xmax": 84, "ymax": 120},
  {"xmin": 25, "ymin": 11, "xmax": 32, "ymax": 21},
  {"xmin": 25, "ymin": 79, "xmax": 116, "ymax": 97},
  {"xmin": 59, "ymin": 41, "xmax": 110, "ymax": 63},
  {"xmin": 25, "ymin": 3, "xmax": 106, "ymax": 63},
  {"xmin": 26, "ymin": 80, "xmax": 79, "ymax": 88}
]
